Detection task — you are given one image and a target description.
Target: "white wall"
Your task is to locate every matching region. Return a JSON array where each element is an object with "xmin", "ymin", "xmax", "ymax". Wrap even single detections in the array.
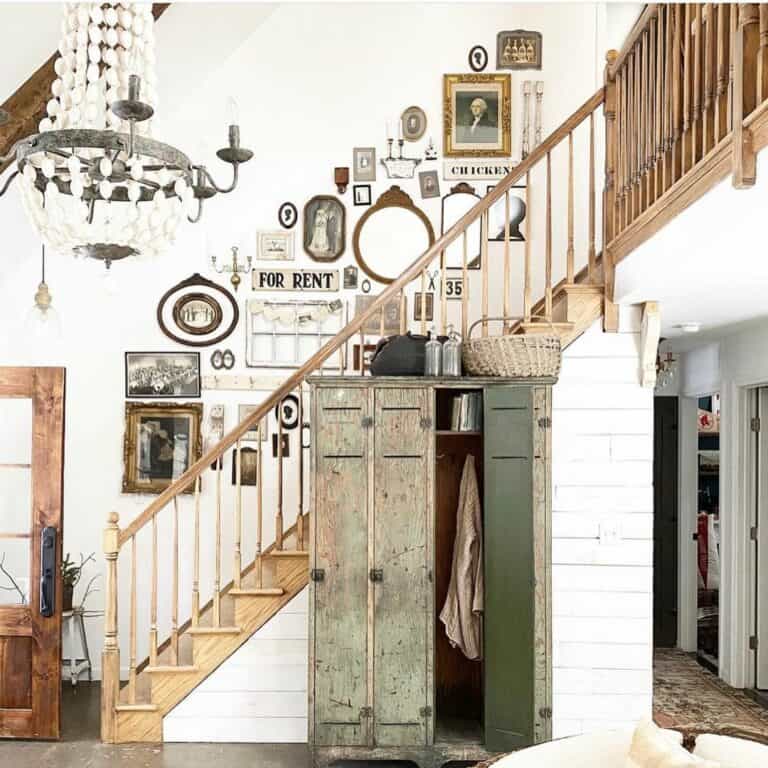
[{"xmin": 551, "ymin": 308, "xmax": 653, "ymax": 737}]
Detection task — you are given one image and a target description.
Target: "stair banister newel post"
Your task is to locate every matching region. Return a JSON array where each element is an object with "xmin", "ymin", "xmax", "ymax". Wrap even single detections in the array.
[
  {"xmin": 603, "ymin": 49, "xmax": 619, "ymax": 332},
  {"xmin": 733, "ymin": 3, "xmax": 759, "ymax": 188},
  {"xmin": 101, "ymin": 511, "xmax": 121, "ymax": 743}
]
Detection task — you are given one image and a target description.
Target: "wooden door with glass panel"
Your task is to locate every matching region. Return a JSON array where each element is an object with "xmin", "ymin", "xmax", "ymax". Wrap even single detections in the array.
[{"xmin": 0, "ymin": 368, "xmax": 65, "ymax": 739}]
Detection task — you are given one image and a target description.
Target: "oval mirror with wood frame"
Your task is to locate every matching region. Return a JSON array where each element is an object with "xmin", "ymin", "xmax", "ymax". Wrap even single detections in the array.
[{"xmin": 353, "ymin": 185, "xmax": 435, "ymax": 285}]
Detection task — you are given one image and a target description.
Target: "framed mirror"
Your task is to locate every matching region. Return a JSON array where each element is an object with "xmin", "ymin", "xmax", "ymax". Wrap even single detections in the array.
[
  {"xmin": 353, "ymin": 186, "xmax": 435, "ymax": 285},
  {"xmin": 441, "ymin": 182, "xmax": 482, "ymax": 270}
]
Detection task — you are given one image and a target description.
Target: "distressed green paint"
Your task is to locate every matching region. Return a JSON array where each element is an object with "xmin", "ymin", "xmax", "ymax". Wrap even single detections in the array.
[
  {"xmin": 484, "ymin": 385, "xmax": 535, "ymax": 752},
  {"xmin": 373, "ymin": 387, "xmax": 430, "ymax": 747},
  {"xmin": 313, "ymin": 387, "xmax": 369, "ymax": 746}
]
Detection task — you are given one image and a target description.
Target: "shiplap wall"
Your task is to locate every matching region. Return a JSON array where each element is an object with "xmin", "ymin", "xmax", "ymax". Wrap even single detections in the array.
[
  {"xmin": 164, "ymin": 588, "xmax": 309, "ymax": 743},
  {"xmin": 164, "ymin": 313, "xmax": 653, "ymax": 743},
  {"xmin": 551, "ymin": 309, "xmax": 654, "ymax": 737}
]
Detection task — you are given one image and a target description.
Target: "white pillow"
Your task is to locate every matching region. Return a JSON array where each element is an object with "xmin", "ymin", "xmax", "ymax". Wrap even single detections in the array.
[
  {"xmin": 626, "ymin": 719, "xmax": 720, "ymax": 768},
  {"xmin": 693, "ymin": 733, "xmax": 768, "ymax": 768}
]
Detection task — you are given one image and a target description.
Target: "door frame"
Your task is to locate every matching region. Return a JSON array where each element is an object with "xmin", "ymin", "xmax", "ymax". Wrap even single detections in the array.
[{"xmin": 677, "ymin": 395, "xmax": 698, "ymax": 652}]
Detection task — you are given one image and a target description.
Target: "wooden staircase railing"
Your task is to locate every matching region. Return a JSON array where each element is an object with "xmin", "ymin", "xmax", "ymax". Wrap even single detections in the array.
[
  {"xmin": 101, "ymin": 86, "xmax": 607, "ymax": 741},
  {"xmin": 604, "ymin": 3, "xmax": 768, "ymax": 280}
]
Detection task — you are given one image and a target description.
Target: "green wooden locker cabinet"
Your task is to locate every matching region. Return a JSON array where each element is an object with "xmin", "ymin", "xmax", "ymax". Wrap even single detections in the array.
[{"xmin": 308, "ymin": 378, "xmax": 552, "ymax": 768}]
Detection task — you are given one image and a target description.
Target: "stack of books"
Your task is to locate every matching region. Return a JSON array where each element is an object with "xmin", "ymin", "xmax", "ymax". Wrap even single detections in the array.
[{"xmin": 450, "ymin": 392, "xmax": 483, "ymax": 432}]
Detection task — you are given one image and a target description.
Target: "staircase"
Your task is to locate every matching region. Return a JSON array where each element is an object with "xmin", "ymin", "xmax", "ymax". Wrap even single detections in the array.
[{"xmin": 101, "ymin": 3, "xmax": 768, "ymax": 743}]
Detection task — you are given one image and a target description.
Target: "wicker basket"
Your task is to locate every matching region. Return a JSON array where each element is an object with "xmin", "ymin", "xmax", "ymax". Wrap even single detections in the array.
[{"xmin": 462, "ymin": 318, "xmax": 562, "ymax": 378}]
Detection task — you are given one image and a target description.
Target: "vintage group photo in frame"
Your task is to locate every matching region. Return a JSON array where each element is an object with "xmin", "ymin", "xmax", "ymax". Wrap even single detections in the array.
[
  {"xmin": 443, "ymin": 73, "xmax": 511, "ymax": 157},
  {"xmin": 125, "ymin": 352, "xmax": 201, "ymax": 398}
]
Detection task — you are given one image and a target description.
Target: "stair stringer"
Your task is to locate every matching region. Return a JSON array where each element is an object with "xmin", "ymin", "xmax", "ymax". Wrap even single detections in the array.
[{"xmin": 113, "ymin": 555, "xmax": 308, "ymax": 743}]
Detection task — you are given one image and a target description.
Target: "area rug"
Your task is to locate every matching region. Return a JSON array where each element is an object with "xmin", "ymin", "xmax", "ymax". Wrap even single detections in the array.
[{"xmin": 654, "ymin": 648, "xmax": 768, "ymax": 732}]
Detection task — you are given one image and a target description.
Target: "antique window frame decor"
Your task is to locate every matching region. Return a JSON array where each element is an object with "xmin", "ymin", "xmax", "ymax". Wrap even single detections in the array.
[
  {"xmin": 442, "ymin": 182, "xmax": 482, "ymax": 269},
  {"xmin": 443, "ymin": 73, "xmax": 512, "ymax": 157},
  {"xmin": 122, "ymin": 402, "xmax": 203, "ymax": 495},
  {"xmin": 125, "ymin": 351, "xmax": 201, "ymax": 398},
  {"xmin": 157, "ymin": 273, "xmax": 239, "ymax": 347},
  {"xmin": 353, "ymin": 185, "xmax": 435, "ymax": 284},
  {"xmin": 303, "ymin": 195, "xmax": 346, "ymax": 262}
]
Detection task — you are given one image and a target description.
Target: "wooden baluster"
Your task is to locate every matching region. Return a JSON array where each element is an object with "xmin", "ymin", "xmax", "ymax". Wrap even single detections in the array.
[
  {"xmin": 604, "ymin": 50, "xmax": 618, "ymax": 253},
  {"xmin": 440, "ymin": 249, "xmax": 447, "ymax": 336},
  {"xmin": 733, "ymin": 3, "xmax": 759, "ymax": 188},
  {"xmin": 128, "ymin": 534, "xmax": 137, "ymax": 704},
  {"xmin": 170, "ymin": 496, "xmax": 179, "ymax": 665},
  {"xmin": 759, "ymin": 5, "xmax": 768, "ymax": 103},
  {"xmin": 297, "ymin": 385, "xmax": 305, "ymax": 551},
  {"xmin": 716, "ymin": 4, "xmax": 730, "ymax": 143},
  {"xmin": 656, "ymin": 7, "xmax": 664, "ymax": 197},
  {"xmin": 566, "ymin": 131, "xmax": 574, "ymax": 284},
  {"xmin": 693, "ymin": 4, "xmax": 702, "ymax": 167},
  {"xmin": 641, "ymin": 29, "xmax": 649, "ymax": 211},
  {"xmin": 683, "ymin": 4, "xmax": 692, "ymax": 173},
  {"xmin": 192, "ymin": 475, "xmax": 200, "ymax": 626},
  {"xmin": 461, "ymin": 230, "xmax": 469, "ymax": 338},
  {"xmin": 276, "ymin": 402, "xmax": 284, "ymax": 550},
  {"xmin": 729, "ymin": 1, "xmax": 737, "ymax": 133},
  {"xmin": 481, "ymin": 211, "xmax": 489, "ymax": 336},
  {"xmin": 704, "ymin": 3, "xmax": 715, "ymax": 155},
  {"xmin": 621, "ymin": 66, "xmax": 629, "ymax": 230},
  {"xmin": 635, "ymin": 41, "xmax": 643, "ymax": 213},
  {"xmin": 672, "ymin": 5, "xmax": 682, "ymax": 183},
  {"xmin": 100, "ymin": 512, "xmax": 120, "ymax": 743},
  {"xmin": 627, "ymin": 51, "xmax": 635, "ymax": 222},
  {"xmin": 213, "ymin": 458, "xmax": 221, "ymax": 627},
  {"xmin": 359, "ymin": 325, "xmax": 365, "ymax": 377},
  {"xmin": 523, "ymin": 170, "xmax": 532, "ymax": 319},
  {"xmin": 663, "ymin": 4, "xmax": 673, "ymax": 191},
  {"xmin": 648, "ymin": 17, "xmax": 657, "ymax": 204},
  {"xmin": 545, "ymin": 152, "xmax": 552, "ymax": 320},
  {"xmin": 150, "ymin": 512, "xmax": 158, "ymax": 665},
  {"xmin": 234, "ymin": 439, "xmax": 242, "ymax": 589},
  {"xmin": 400, "ymin": 290, "xmax": 406, "ymax": 334},
  {"xmin": 256, "ymin": 421, "xmax": 263, "ymax": 588},
  {"xmin": 420, "ymin": 269, "xmax": 427, "ymax": 336},
  {"xmin": 588, "ymin": 112, "xmax": 596, "ymax": 281},
  {"xmin": 503, "ymin": 191, "xmax": 510, "ymax": 331},
  {"xmin": 379, "ymin": 307, "xmax": 385, "ymax": 337},
  {"xmin": 616, "ymin": 69, "xmax": 624, "ymax": 233}
]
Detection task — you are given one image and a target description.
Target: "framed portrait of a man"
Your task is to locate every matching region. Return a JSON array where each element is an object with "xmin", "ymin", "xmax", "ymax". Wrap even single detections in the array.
[
  {"xmin": 303, "ymin": 195, "xmax": 345, "ymax": 262},
  {"xmin": 443, "ymin": 73, "xmax": 511, "ymax": 157}
]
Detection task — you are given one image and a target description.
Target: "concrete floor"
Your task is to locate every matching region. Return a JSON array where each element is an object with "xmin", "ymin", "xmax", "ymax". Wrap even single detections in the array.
[{"xmin": 0, "ymin": 683, "xmax": 311, "ymax": 768}]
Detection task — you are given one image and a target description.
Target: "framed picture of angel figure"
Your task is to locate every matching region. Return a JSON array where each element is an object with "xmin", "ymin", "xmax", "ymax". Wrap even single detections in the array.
[
  {"xmin": 122, "ymin": 402, "xmax": 203, "ymax": 494},
  {"xmin": 443, "ymin": 73, "xmax": 511, "ymax": 157},
  {"xmin": 303, "ymin": 195, "xmax": 345, "ymax": 262}
]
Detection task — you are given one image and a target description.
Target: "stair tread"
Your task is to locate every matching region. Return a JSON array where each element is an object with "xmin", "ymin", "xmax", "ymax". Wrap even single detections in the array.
[
  {"xmin": 230, "ymin": 587, "xmax": 285, "ymax": 596},
  {"xmin": 146, "ymin": 665, "xmax": 199, "ymax": 674},
  {"xmin": 267, "ymin": 549, "xmax": 309, "ymax": 557},
  {"xmin": 116, "ymin": 703, "xmax": 158, "ymax": 712},
  {"xmin": 186, "ymin": 625, "xmax": 241, "ymax": 635}
]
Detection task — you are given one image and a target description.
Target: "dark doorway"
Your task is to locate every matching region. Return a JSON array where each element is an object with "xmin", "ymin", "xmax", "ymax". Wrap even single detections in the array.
[{"xmin": 654, "ymin": 396, "xmax": 679, "ymax": 648}]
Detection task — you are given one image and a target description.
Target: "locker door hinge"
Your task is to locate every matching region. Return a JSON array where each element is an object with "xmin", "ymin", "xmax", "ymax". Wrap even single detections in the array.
[
  {"xmin": 538, "ymin": 416, "xmax": 552, "ymax": 429},
  {"xmin": 419, "ymin": 706, "xmax": 432, "ymax": 718},
  {"xmin": 750, "ymin": 635, "xmax": 759, "ymax": 651},
  {"xmin": 752, "ymin": 417, "xmax": 761, "ymax": 433},
  {"xmin": 420, "ymin": 416, "xmax": 433, "ymax": 430},
  {"xmin": 310, "ymin": 568, "xmax": 325, "ymax": 582},
  {"xmin": 538, "ymin": 706, "xmax": 552, "ymax": 719},
  {"xmin": 359, "ymin": 706, "xmax": 373, "ymax": 719},
  {"xmin": 369, "ymin": 568, "xmax": 383, "ymax": 582},
  {"xmin": 361, "ymin": 416, "xmax": 374, "ymax": 429},
  {"xmin": 751, "ymin": 526, "xmax": 759, "ymax": 542}
]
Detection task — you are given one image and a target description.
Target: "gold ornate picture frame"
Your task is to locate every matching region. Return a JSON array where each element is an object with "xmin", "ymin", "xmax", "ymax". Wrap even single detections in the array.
[
  {"xmin": 122, "ymin": 402, "xmax": 203, "ymax": 494},
  {"xmin": 443, "ymin": 73, "xmax": 511, "ymax": 157}
]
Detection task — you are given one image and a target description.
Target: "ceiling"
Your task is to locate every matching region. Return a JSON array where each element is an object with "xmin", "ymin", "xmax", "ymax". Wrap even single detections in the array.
[{"xmin": 614, "ymin": 151, "xmax": 768, "ymax": 350}]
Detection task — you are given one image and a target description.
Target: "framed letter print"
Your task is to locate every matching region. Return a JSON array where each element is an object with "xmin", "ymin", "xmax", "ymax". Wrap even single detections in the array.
[{"xmin": 443, "ymin": 73, "xmax": 511, "ymax": 157}]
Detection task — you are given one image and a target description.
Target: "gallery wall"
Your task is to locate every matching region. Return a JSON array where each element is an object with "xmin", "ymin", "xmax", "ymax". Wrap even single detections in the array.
[{"xmin": 0, "ymin": 0, "xmax": 643, "ymax": 737}]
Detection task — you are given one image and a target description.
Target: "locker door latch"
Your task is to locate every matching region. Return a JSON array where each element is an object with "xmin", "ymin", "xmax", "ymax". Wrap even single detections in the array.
[
  {"xmin": 310, "ymin": 569, "xmax": 325, "ymax": 582},
  {"xmin": 538, "ymin": 707, "xmax": 552, "ymax": 719},
  {"xmin": 361, "ymin": 416, "xmax": 374, "ymax": 429},
  {"xmin": 369, "ymin": 568, "xmax": 383, "ymax": 582},
  {"xmin": 359, "ymin": 706, "xmax": 373, "ymax": 719}
]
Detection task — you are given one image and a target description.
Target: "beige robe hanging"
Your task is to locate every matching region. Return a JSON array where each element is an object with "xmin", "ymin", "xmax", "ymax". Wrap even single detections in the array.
[{"xmin": 439, "ymin": 454, "xmax": 484, "ymax": 660}]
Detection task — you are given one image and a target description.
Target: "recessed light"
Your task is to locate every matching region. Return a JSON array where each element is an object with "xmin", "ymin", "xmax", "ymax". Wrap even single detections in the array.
[{"xmin": 676, "ymin": 322, "xmax": 701, "ymax": 334}]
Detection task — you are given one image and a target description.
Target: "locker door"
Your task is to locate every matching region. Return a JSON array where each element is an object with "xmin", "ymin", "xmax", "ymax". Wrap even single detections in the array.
[
  {"xmin": 312, "ymin": 387, "xmax": 370, "ymax": 746},
  {"xmin": 372, "ymin": 387, "xmax": 432, "ymax": 746}
]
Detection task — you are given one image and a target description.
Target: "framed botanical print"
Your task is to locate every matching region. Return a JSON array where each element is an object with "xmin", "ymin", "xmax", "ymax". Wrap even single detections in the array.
[
  {"xmin": 303, "ymin": 195, "xmax": 345, "ymax": 262},
  {"xmin": 443, "ymin": 73, "xmax": 512, "ymax": 157},
  {"xmin": 122, "ymin": 402, "xmax": 203, "ymax": 494}
]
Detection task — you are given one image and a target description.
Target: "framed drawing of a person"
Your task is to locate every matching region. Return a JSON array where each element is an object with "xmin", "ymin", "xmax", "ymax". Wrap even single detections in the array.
[
  {"xmin": 303, "ymin": 195, "xmax": 346, "ymax": 262},
  {"xmin": 443, "ymin": 73, "xmax": 511, "ymax": 157}
]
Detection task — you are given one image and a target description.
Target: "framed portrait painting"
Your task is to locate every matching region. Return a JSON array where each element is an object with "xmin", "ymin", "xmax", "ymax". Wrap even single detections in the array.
[
  {"xmin": 122, "ymin": 402, "xmax": 203, "ymax": 494},
  {"xmin": 443, "ymin": 73, "xmax": 511, "ymax": 157},
  {"xmin": 303, "ymin": 195, "xmax": 345, "ymax": 262}
]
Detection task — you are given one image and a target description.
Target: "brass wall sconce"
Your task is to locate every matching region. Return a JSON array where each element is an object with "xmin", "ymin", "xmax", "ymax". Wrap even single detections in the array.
[{"xmin": 211, "ymin": 246, "xmax": 253, "ymax": 291}]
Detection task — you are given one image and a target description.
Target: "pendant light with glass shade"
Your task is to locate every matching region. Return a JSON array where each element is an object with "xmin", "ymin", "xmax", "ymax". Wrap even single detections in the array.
[
  {"xmin": 27, "ymin": 244, "xmax": 62, "ymax": 339},
  {"xmin": 0, "ymin": 2, "xmax": 252, "ymax": 269}
]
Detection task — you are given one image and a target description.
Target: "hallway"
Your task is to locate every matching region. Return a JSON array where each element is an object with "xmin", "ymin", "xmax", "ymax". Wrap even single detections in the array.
[{"xmin": 654, "ymin": 649, "xmax": 768, "ymax": 735}]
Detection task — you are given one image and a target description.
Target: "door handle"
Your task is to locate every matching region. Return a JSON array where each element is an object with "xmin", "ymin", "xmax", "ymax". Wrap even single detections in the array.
[{"xmin": 40, "ymin": 526, "xmax": 57, "ymax": 617}]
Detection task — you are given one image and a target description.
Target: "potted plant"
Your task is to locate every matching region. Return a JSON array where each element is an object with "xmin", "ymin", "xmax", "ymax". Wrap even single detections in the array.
[{"xmin": 61, "ymin": 552, "xmax": 95, "ymax": 611}]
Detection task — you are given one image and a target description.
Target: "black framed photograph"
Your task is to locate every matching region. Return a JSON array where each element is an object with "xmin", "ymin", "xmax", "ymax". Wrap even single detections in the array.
[
  {"xmin": 468, "ymin": 44, "xmax": 489, "ymax": 72},
  {"xmin": 418, "ymin": 170, "xmax": 440, "ymax": 199},
  {"xmin": 278, "ymin": 201, "xmax": 298, "ymax": 229},
  {"xmin": 303, "ymin": 195, "xmax": 345, "ymax": 262},
  {"xmin": 413, "ymin": 292, "xmax": 434, "ymax": 322},
  {"xmin": 231, "ymin": 446, "xmax": 259, "ymax": 486},
  {"xmin": 125, "ymin": 352, "xmax": 201, "ymax": 398},
  {"xmin": 353, "ymin": 185, "xmax": 372, "ymax": 206},
  {"xmin": 353, "ymin": 147, "xmax": 376, "ymax": 182}
]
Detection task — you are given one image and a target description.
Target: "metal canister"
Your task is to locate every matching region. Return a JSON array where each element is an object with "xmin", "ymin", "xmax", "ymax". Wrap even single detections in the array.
[
  {"xmin": 442, "ymin": 326, "xmax": 462, "ymax": 377},
  {"xmin": 424, "ymin": 328, "xmax": 442, "ymax": 376}
]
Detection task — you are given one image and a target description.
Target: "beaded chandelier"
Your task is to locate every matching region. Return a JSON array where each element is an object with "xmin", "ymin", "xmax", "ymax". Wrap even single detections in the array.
[{"xmin": 0, "ymin": 2, "xmax": 252, "ymax": 267}]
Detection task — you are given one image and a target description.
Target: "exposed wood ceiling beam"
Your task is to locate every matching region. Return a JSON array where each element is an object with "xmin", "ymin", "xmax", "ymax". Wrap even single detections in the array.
[{"xmin": 0, "ymin": 3, "xmax": 170, "ymax": 174}]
